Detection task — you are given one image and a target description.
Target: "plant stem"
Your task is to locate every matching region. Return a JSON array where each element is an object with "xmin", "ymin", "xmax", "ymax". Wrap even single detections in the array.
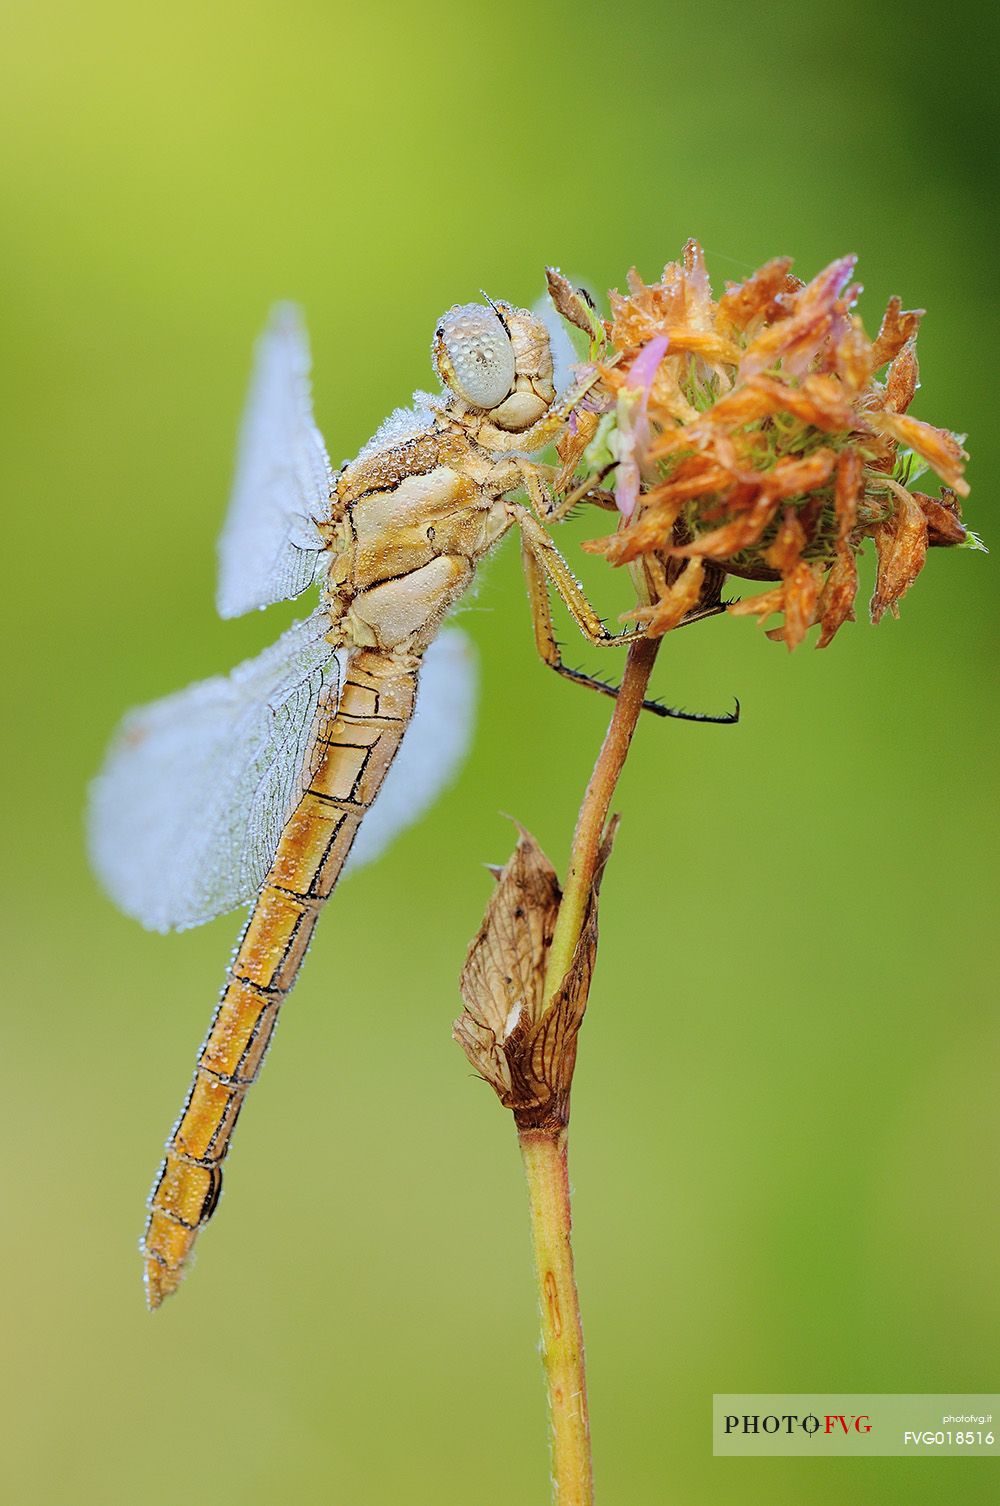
[
  {"xmin": 519, "ymin": 1127, "xmax": 592, "ymax": 1506},
  {"xmin": 542, "ymin": 635, "xmax": 661, "ymax": 1006},
  {"xmin": 521, "ymin": 634, "xmax": 662, "ymax": 1506}
]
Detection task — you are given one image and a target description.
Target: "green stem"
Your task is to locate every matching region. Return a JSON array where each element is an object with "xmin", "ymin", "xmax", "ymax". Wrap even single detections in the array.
[
  {"xmin": 520, "ymin": 634, "xmax": 661, "ymax": 1506},
  {"xmin": 519, "ymin": 1127, "xmax": 592, "ymax": 1506},
  {"xmin": 542, "ymin": 635, "xmax": 661, "ymax": 1006}
]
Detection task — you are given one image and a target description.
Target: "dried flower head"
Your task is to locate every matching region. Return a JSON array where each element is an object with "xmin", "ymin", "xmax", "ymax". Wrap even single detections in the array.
[{"xmin": 552, "ymin": 244, "xmax": 981, "ymax": 649}]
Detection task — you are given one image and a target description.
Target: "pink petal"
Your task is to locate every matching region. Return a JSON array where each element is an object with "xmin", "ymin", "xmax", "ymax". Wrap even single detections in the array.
[
  {"xmin": 626, "ymin": 334, "xmax": 670, "ymax": 393},
  {"xmin": 616, "ymin": 459, "xmax": 640, "ymax": 518}
]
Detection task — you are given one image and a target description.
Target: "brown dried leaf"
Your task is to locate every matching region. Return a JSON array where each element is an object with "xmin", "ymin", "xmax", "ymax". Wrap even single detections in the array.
[
  {"xmin": 546, "ymin": 267, "xmax": 600, "ymax": 337},
  {"xmin": 454, "ymin": 827, "xmax": 561, "ymax": 1101},
  {"xmin": 515, "ymin": 819, "xmax": 619, "ymax": 1131},
  {"xmin": 454, "ymin": 819, "xmax": 619, "ymax": 1131}
]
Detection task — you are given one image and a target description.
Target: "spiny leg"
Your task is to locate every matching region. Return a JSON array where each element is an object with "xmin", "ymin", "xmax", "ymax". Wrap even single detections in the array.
[
  {"xmin": 513, "ymin": 503, "xmax": 639, "ymax": 647},
  {"xmin": 511, "ymin": 456, "xmax": 554, "ymax": 519},
  {"xmin": 511, "ymin": 453, "xmax": 618, "ymax": 527},
  {"xmin": 521, "ymin": 533, "xmax": 667, "ymax": 717},
  {"xmin": 514, "ymin": 506, "xmax": 738, "ymax": 724},
  {"xmin": 545, "ymin": 461, "xmax": 619, "ymax": 525}
]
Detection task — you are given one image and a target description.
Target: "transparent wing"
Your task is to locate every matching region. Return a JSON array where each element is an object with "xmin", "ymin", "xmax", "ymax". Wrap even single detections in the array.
[
  {"xmin": 89, "ymin": 611, "xmax": 340, "ymax": 933},
  {"xmin": 533, "ymin": 292, "xmax": 581, "ymax": 397},
  {"xmin": 345, "ymin": 628, "xmax": 477, "ymax": 874},
  {"xmin": 216, "ymin": 304, "xmax": 334, "ymax": 620}
]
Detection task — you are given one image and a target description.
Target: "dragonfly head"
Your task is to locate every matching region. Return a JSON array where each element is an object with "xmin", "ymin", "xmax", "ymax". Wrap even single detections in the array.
[{"xmin": 434, "ymin": 300, "xmax": 555, "ymax": 431}]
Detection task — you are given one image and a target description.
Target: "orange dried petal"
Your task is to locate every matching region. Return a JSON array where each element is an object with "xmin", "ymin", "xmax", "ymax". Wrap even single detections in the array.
[
  {"xmin": 681, "ymin": 238, "xmax": 712, "ymax": 312},
  {"xmin": 778, "ymin": 562, "xmax": 821, "ymax": 650},
  {"xmin": 799, "ymin": 255, "xmax": 860, "ymax": 315},
  {"xmin": 870, "ymin": 486, "xmax": 929, "ymax": 624},
  {"xmin": 757, "ymin": 374, "xmax": 856, "ymax": 430},
  {"xmin": 718, "ymin": 257, "xmax": 795, "ymax": 330},
  {"xmin": 884, "ymin": 341, "xmax": 919, "ymax": 414},
  {"xmin": 758, "ymin": 449, "xmax": 837, "ymax": 501},
  {"xmin": 554, "ymin": 410, "xmax": 600, "ymax": 495},
  {"xmin": 673, "ymin": 494, "xmax": 780, "ymax": 560},
  {"xmin": 816, "ymin": 548, "xmax": 858, "ymax": 648},
  {"xmin": 739, "ymin": 255, "xmax": 857, "ymax": 379},
  {"xmin": 625, "ymin": 557, "xmax": 706, "ymax": 635},
  {"xmin": 647, "ymin": 360, "xmax": 701, "ymax": 425},
  {"xmin": 868, "ymin": 411, "xmax": 969, "ymax": 495},
  {"xmin": 834, "ymin": 314, "xmax": 874, "ymax": 392},
  {"xmin": 643, "ymin": 461, "xmax": 733, "ymax": 509},
  {"xmin": 556, "ymin": 409, "xmax": 598, "ymax": 464},
  {"xmin": 659, "ymin": 327, "xmax": 742, "ymax": 364},
  {"xmin": 913, "ymin": 489, "xmax": 968, "ymax": 547},
  {"xmin": 728, "ymin": 584, "xmax": 786, "ymax": 620},
  {"xmin": 871, "ymin": 296, "xmax": 924, "ymax": 368},
  {"xmin": 588, "ymin": 491, "xmax": 690, "ymax": 564},
  {"xmin": 834, "ymin": 447, "xmax": 862, "ymax": 545},
  {"xmin": 764, "ymin": 507, "xmax": 808, "ymax": 575},
  {"xmin": 683, "ymin": 382, "xmax": 775, "ymax": 431}
]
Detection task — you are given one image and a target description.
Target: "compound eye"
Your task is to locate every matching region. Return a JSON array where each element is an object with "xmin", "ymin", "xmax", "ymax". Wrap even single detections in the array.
[{"xmin": 437, "ymin": 303, "xmax": 515, "ymax": 410}]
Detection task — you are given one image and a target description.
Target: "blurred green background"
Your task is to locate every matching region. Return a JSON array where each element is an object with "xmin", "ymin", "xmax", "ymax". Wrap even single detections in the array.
[{"xmin": 2, "ymin": 2, "xmax": 997, "ymax": 1502}]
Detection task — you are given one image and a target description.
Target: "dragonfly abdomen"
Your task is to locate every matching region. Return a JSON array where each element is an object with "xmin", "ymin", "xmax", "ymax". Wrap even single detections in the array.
[{"xmin": 141, "ymin": 651, "xmax": 419, "ymax": 1308}]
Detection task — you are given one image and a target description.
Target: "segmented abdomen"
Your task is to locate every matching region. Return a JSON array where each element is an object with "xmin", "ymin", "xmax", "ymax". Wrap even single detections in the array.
[{"xmin": 142, "ymin": 650, "xmax": 418, "ymax": 1307}]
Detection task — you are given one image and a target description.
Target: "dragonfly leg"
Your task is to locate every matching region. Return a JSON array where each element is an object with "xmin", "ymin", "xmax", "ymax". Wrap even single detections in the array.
[
  {"xmin": 545, "ymin": 461, "xmax": 619, "ymax": 524},
  {"xmin": 520, "ymin": 530, "xmax": 660, "ymax": 714},
  {"xmin": 509, "ymin": 455, "xmax": 617, "ymax": 526},
  {"xmin": 515, "ymin": 507, "xmax": 737, "ymax": 723},
  {"xmin": 508, "ymin": 456, "xmax": 557, "ymax": 520},
  {"xmin": 513, "ymin": 504, "xmax": 639, "ymax": 646}
]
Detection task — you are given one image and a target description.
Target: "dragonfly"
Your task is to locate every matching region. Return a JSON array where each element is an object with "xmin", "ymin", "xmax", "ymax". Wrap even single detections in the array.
[{"xmin": 90, "ymin": 293, "xmax": 699, "ymax": 1309}]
